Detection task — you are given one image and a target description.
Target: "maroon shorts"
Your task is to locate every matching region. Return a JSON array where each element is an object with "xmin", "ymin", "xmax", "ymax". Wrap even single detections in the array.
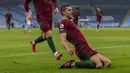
[
  {"xmin": 75, "ymin": 44, "xmax": 98, "ymax": 60},
  {"xmin": 38, "ymin": 19, "xmax": 52, "ymax": 33},
  {"xmin": 6, "ymin": 19, "xmax": 11, "ymax": 25},
  {"xmin": 37, "ymin": 16, "xmax": 52, "ymax": 33},
  {"xmin": 97, "ymin": 19, "xmax": 101, "ymax": 23}
]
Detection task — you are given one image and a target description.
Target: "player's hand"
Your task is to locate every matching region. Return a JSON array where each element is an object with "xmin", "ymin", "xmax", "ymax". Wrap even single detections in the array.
[
  {"xmin": 78, "ymin": 16, "xmax": 80, "ymax": 19},
  {"xmin": 54, "ymin": 8, "xmax": 59, "ymax": 15},
  {"xmin": 27, "ymin": 13, "xmax": 32, "ymax": 21},
  {"xmin": 67, "ymin": 49, "xmax": 74, "ymax": 56}
]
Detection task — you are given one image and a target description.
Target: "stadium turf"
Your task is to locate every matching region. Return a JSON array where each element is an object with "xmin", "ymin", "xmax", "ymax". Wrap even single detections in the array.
[{"xmin": 0, "ymin": 28, "xmax": 130, "ymax": 73}]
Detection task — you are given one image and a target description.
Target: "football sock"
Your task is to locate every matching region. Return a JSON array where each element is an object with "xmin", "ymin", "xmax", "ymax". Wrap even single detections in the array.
[
  {"xmin": 46, "ymin": 37, "xmax": 56, "ymax": 53},
  {"xmin": 34, "ymin": 35, "xmax": 46, "ymax": 44},
  {"xmin": 54, "ymin": 52, "xmax": 58, "ymax": 56},
  {"xmin": 27, "ymin": 27, "xmax": 29, "ymax": 31},
  {"xmin": 75, "ymin": 60, "xmax": 96, "ymax": 69},
  {"xmin": 8, "ymin": 25, "xmax": 10, "ymax": 30},
  {"xmin": 97, "ymin": 24, "xmax": 100, "ymax": 29},
  {"xmin": 71, "ymin": 62, "xmax": 75, "ymax": 67}
]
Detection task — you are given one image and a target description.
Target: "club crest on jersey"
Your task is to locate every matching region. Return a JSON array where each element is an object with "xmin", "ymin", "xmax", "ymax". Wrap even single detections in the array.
[{"xmin": 60, "ymin": 24, "xmax": 64, "ymax": 29}]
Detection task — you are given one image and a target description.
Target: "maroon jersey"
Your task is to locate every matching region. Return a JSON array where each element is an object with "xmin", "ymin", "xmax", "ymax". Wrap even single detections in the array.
[
  {"xmin": 59, "ymin": 19, "xmax": 86, "ymax": 45},
  {"xmin": 59, "ymin": 19, "xmax": 98, "ymax": 60},
  {"xmin": 5, "ymin": 12, "xmax": 12, "ymax": 20},
  {"xmin": 5, "ymin": 12, "xmax": 12, "ymax": 24},
  {"xmin": 24, "ymin": 0, "xmax": 58, "ymax": 20},
  {"xmin": 73, "ymin": 10, "xmax": 80, "ymax": 25},
  {"xmin": 96, "ymin": 11, "xmax": 103, "ymax": 21}
]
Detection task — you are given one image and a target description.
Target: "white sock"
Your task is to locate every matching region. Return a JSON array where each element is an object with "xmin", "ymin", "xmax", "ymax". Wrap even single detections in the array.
[
  {"xmin": 32, "ymin": 40, "xmax": 35, "ymax": 44},
  {"xmin": 54, "ymin": 52, "xmax": 58, "ymax": 56},
  {"xmin": 71, "ymin": 62, "xmax": 75, "ymax": 67}
]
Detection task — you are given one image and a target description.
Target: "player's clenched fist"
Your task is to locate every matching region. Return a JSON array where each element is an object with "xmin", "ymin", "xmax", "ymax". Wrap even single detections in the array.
[
  {"xmin": 27, "ymin": 13, "xmax": 32, "ymax": 22},
  {"xmin": 54, "ymin": 8, "xmax": 59, "ymax": 15},
  {"xmin": 67, "ymin": 49, "xmax": 74, "ymax": 55}
]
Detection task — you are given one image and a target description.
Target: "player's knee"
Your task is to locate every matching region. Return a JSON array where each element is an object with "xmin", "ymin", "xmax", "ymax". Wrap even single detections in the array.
[
  {"xmin": 105, "ymin": 60, "xmax": 112, "ymax": 67},
  {"xmin": 41, "ymin": 33, "xmax": 46, "ymax": 39},
  {"xmin": 46, "ymin": 30, "xmax": 52, "ymax": 37},
  {"xmin": 46, "ymin": 34, "xmax": 52, "ymax": 38},
  {"xmin": 46, "ymin": 33, "xmax": 52, "ymax": 38},
  {"xmin": 95, "ymin": 63, "xmax": 103, "ymax": 69}
]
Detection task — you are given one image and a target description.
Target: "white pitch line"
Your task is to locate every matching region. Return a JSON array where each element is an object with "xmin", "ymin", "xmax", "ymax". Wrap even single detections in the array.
[
  {"xmin": 0, "ymin": 50, "xmax": 65, "ymax": 58},
  {"xmin": 97, "ymin": 45, "xmax": 130, "ymax": 49},
  {"xmin": 0, "ymin": 45, "xmax": 130, "ymax": 58}
]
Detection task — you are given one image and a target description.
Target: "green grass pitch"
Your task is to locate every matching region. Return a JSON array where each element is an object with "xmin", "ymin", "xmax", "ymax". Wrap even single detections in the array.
[{"xmin": 0, "ymin": 28, "xmax": 130, "ymax": 73}]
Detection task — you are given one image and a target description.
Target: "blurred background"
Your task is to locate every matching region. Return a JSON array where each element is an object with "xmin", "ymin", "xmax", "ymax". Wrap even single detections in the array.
[{"xmin": 0, "ymin": 0, "xmax": 130, "ymax": 28}]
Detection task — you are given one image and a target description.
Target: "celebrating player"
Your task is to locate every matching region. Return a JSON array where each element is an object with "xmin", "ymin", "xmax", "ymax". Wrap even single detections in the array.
[
  {"xmin": 24, "ymin": 0, "xmax": 62, "ymax": 60},
  {"xmin": 59, "ymin": 5, "xmax": 111, "ymax": 69}
]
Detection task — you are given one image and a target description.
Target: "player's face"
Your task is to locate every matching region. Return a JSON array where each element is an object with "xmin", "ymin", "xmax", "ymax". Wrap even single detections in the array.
[
  {"xmin": 97, "ymin": 8, "xmax": 100, "ymax": 11},
  {"xmin": 64, "ymin": 6, "xmax": 73, "ymax": 19}
]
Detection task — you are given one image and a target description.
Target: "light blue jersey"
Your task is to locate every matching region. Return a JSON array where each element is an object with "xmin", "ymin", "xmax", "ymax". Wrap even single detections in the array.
[{"xmin": 24, "ymin": 10, "xmax": 33, "ymax": 33}]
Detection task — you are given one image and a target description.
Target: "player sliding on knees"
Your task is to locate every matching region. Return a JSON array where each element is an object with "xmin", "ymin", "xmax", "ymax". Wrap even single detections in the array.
[{"xmin": 58, "ymin": 5, "xmax": 111, "ymax": 69}]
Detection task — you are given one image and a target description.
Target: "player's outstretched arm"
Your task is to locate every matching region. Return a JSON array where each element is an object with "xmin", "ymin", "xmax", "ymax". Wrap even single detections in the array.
[{"xmin": 60, "ymin": 33, "xmax": 74, "ymax": 55}]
